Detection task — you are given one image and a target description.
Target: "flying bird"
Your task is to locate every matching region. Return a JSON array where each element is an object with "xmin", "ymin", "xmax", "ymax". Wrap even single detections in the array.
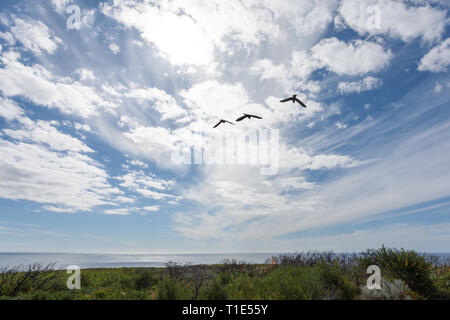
[
  {"xmin": 235, "ymin": 113, "xmax": 263, "ymax": 122},
  {"xmin": 280, "ymin": 94, "xmax": 307, "ymax": 108},
  {"xmin": 213, "ymin": 119, "xmax": 235, "ymax": 128}
]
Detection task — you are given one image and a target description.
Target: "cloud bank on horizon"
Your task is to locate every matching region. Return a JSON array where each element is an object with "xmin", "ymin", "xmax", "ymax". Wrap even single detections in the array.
[{"xmin": 0, "ymin": 0, "xmax": 449, "ymax": 253}]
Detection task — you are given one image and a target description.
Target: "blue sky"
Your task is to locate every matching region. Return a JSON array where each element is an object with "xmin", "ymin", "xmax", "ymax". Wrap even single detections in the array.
[{"xmin": 0, "ymin": 0, "xmax": 449, "ymax": 253}]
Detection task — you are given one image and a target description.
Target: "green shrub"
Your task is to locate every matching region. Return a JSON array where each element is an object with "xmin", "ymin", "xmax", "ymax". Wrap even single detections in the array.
[
  {"xmin": 94, "ymin": 289, "xmax": 106, "ymax": 300},
  {"xmin": 360, "ymin": 246, "xmax": 438, "ymax": 298},
  {"xmin": 269, "ymin": 251, "xmax": 335, "ymax": 267},
  {"xmin": 226, "ymin": 275, "xmax": 258, "ymax": 299},
  {"xmin": 360, "ymin": 278, "xmax": 412, "ymax": 300},
  {"xmin": 270, "ymin": 266, "xmax": 325, "ymax": 300},
  {"xmin": 134, "ymin": 269, "xmax": 157, "ymax": 290},
  {"xmin": 430, "ymin": 266, "xmax": 450, "ymax": 299},
  {"xmin": 125, "ymin": 289, "xmax": 150, "ymax": 300},
  {"xmin": 203, "ymin": 278, "xmax": 228, "ymax": 300},
  {"xmin": 218, "ymin": 272, "xmax": 232, "ymax": 285},
  {"xmin": 0, "ymin": 263, "xmax": 57, "ymax": 296},
  {"xmin": 226, "ymin": 266, "xmax": 326, "ymax": 300},
  {"xmin": 157, "ymin": 277, "xmax": 190, "ymax": 300},
  {"xmin": 318, "ymin": 264, "xmax": 359, "ymax": 300}
]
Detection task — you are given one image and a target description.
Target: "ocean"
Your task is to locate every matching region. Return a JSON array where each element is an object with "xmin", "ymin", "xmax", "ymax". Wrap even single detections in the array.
[
  {"xmin": 0, "ymin": 252, "xmax": 276, "ymax": 269},
  {"xmin": 0, "ymin": 252, "xmax": 448, "ymax": 270}
]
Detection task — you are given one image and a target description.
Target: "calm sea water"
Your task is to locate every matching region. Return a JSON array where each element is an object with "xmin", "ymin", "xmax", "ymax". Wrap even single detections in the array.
[
  {"xmin": 0, "ymin": 253, "xmax": 276, "ymax": 269},
  {"xmin": 0, "ymin": 252, "xmax": 448, "ymax": 270}
]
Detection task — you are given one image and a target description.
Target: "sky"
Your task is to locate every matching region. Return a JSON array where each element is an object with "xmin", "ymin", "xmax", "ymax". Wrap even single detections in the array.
[{"xmin": 0, "ymin": 0, "xmax": 449, "ymax": 253}]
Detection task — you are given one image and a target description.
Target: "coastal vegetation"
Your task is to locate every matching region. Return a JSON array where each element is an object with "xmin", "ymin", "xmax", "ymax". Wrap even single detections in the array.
[{"xmin": 0, "ymin": 247, "xmax": 448, "ymax": 300}]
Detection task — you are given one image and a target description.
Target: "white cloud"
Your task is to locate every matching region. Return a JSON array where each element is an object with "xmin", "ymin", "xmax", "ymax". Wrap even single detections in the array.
[
  {"xmin": 123, "ymin": 125, "xmax": 177, "ymax": 156},
  {"xmin": 127, "ymin": 159, "xmax": 148, "ymax": 168},
  {"xmin": 252, "ymin": 56, "xmax": 321, "ymax": 96},
  {"xmin": 115, "ymin": 169, "xmax": 175, "ymax": 200},
  {"xmin": 76, "ymin": 69, "xmax": 95, "ymax": 82},
  {"xmin": 433, "ymin": 81, "xmax": 450, "ymax": 94},
  {"xmin": 114, "ymin": 196, "xmax": 135, "ymax": 204},
  {"xmin": 133, "ymin": 188, "xmax": 175, "ymax": 200},
  {"xmin": 102, "ymin": 0, "xmax": 281, "ymax": 66},
  {"xmin": 125, "ymin": 88, "xmax": 186, "ymax": 121},
  {"xmin": 73, "ymin": 122, "xmax": 92, "ymax": 133},
  {"xmin": 3, "ymin": 120, "xmax": 93, "ymax": 153},
  {"xmin": 0, "ymin": 54, "xmax": 111, "ymax": 118},
  {"xmin": 434, "ymin": 82, "xmax": 443, "ymax": 93},
  {"xmin": 173, "ymin": 140, "xmax": 370, "ymax": 241},
  {"xmin": 179, "ymin": 169, "xmax": 296, "ymax": 223},
  {"xmin": 42, "ymin": 205, "xmax": 76, "ymax": 213},
  {"xmin": 0, "ymin": 31, "xmax": 15, "ymax": 45},
  {"xmin": 0, "ymin": 97, "xmax": 24, "ymax": 121},
  {"xmin": 104, "ymin": 208, "xmax": 130, "ymax": 215},
  {"xmin": 141, "ymin": 205, "xmax": 160, "ymax": 212},
  {"xmin": 180, "ymin": 80, "xmax": 254, "ymax": 122},
  {"xmin": 251, "ymin": 59, "xmax": 287, "ymax": 81},
  {"xmin": 339, "ymin": 0, "xmax": 448, "ymax": 43},
  {"xmin": 246, "ymin": 0, "xmax": 336, "ymax": 37},
  {"xmin": 338, "ymin": 76, "xmax": 382, "ymax": 94},
  {"xmin": 117, "ymin": 170, "xmax": 173, "ymax": 191},
  {"xmin": 5, "ymin": 16, "xmax": 62, "ymax": 55},
  {"xmin": 180, "ymin": 80, "xmax": 320, "ymax": 127},
  {"xmin": 109, "ymin": 43, "xmax": 120, "ymax": 55},
  {"xmin": 0, "ymin": 118, "xmax": 120, "ymax": 212},
  {"xmin": 418, "ymin": 38, "xmax": 450, "ymax": 72},
  {"xmin": 335, "ymin": 122, "xmax": 348, "ymax": 129},
  {"xmin": 264, "ymin": 38, "xmax": 391, "ymax": 94},
  {"xmin": 51, "ymin": 0, "xmax": 73, "ymax": 14},
  {"xmin": 276, "ymin": 177, "xmax": 316, "ymax": 190},
  {"xmin": 281, "ymin": 145, "xmax": 366, "ymax": 170},
  {"xmin": 311, "ymin": 38, "xmax": 392, "ymax": 76},
  {"xmin": 291, "ymin": 50, "xmax": 323, "ymax": 80}
]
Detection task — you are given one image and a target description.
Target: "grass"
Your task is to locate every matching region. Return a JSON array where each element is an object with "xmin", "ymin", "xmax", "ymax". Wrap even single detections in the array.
[{"xmin": 0, "ymin": 247, "xmax": 448, "ymax": 300}]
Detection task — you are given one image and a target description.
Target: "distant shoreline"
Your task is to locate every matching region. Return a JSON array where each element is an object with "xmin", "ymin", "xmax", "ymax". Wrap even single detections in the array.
[{"xmin": 1, "ymin": 252, "xmax": 449, "ymax": 270}]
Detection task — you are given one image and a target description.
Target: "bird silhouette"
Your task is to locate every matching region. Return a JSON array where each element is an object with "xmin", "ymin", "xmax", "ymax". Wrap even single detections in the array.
[
  {"xmin": 235, "ymin": 113, "xmax": 263, "ymax": 122},
  {"xmin": 213, "ymin": 119, "xmax": 235, "ymax": 128},
  {"xmin": 280, "ymin": 94, "xmax": 307, "ymax": 108}
]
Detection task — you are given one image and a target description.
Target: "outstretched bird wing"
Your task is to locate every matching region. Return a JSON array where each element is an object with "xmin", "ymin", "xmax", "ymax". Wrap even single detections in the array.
[
  {"xmin": 280, "ymin": 97, "xmax": 293, "ymax": 103},
  {"xmin": 294, "ymin": 98, "xmax": 307, "ymax": 108},
  {"xmin": 213, "ymin": 121, "xmax": 222, "ymax": 128},
  {"xmin": 224, "ymin": 120, "xmax": 235, "ymax": 125},
  {"xmin": 236, "ymin": 115, "xmax": 248, "ymax": 122},
  {"xmin": 248, "ymin": 114, "xmax": 263, "ymax": 119}
]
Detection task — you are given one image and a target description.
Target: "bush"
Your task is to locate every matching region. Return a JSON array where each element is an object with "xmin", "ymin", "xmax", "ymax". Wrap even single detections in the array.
[
  {"xmin": 203, "ymin": 278, "xmax": 228, "ymax": 300},
  {"xmin": 360, "ymin": 278, "xmax": 412, "ymax": 300},
  {"xmin": 157, "ymin": 277, "xmax": 190, "ymax": 300},
  {"xmin": 226, "ymin": 275, "xmax": 258, "ymax": 299},
  {"xmin": 268, "ymin": 251, "xmax": 335, "ymax": 267},
  {"xmin": 224, "ymin": 266, "xmax": 326, "ymax": 300},
  {"xmin": 94, "ymin": 289, "xmax": 106, "ymax": 300},
  {"xmin": 318, "ymin": 264, "xmax": 358, "ymax": 300},
  {"xmin": 165, "ymin": 261, "xmax": 185, "ymax": 280},
  {"xmin": 218, "ymin": 272, "xmax": 232, "ymax": 285},
  {"xmin": 134, "ymin": 269, "xmax": 156, "ymax": 290},
  {"xmin": 262, "ymin": 266, "xmax": 325, "ymax": 300},
  {"xmin": 360, "ymin": 246, "xmax": 438, "ymax": 298},
  {"xmin": 218, "ymin": 259, "xmax": 252, "ymax": 275},
  {"xmin": 0, "ymin": 263, "xmax": 57, "ymax": 296},
  {"xmin": 430, "ymin": 265, "xmax": 450, "ymax": 299}
]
